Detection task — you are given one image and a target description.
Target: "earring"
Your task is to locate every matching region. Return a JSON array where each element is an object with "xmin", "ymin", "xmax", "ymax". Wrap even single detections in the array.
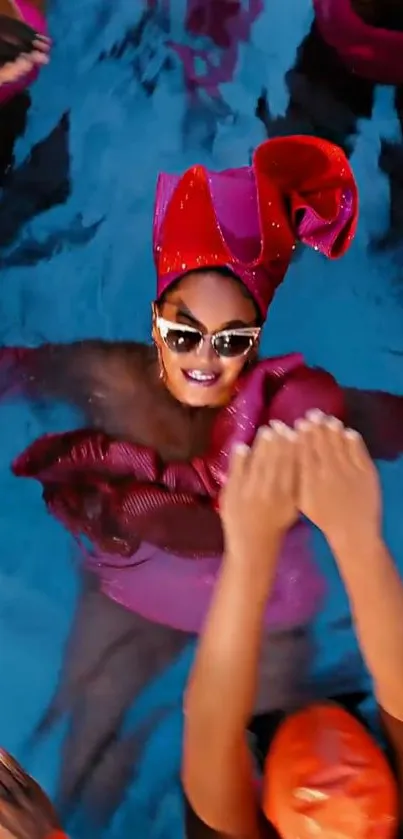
[
  {"xmin": 151, "ymin": 301, "xmax": 167, "ymax": 383},
  {"xmin": 157, "ymin": 344, "xmax": 166, "ymax": 382}
]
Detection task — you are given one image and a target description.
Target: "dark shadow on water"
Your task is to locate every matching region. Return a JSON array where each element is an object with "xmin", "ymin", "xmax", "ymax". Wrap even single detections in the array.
[{"xmin": 257, "ymin": 21, "xmax": 403, "ymax": 251}]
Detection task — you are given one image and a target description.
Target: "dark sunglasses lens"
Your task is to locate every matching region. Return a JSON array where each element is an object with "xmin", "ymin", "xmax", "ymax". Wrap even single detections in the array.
[
  {"xmin": 165, "ymin": 328, "xmax": 201, "ymax": 354},
  {"xmin": 214, "ymin": 334, "xmax": 254, "ymax": 358}
]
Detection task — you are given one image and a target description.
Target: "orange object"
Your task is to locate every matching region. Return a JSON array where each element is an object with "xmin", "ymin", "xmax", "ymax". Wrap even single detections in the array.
[{"xmin": 263, "ymin": 703, "xmax": 398, "ymax": 839}]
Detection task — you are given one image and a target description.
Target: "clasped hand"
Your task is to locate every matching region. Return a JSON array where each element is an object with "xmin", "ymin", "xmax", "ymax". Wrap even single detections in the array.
[{"xmin": 220, "ymin": 409, "xmax": 381, "ymax": 564}]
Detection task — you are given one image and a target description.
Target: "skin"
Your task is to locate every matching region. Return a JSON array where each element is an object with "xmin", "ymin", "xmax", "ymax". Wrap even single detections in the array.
[
  {"xmin": 0, "ymin": 0, "xmax": 50, "ymax": 88},
  {"xmin": 183, "ymin": 417, "xmax": 403, "ymax": 837},
  {"xmin": 0, "ymin": 750, "xmax": 61, "ymax": 839},
  {"xmin": 154, "ymin": 269, "xmax": 259, "ymax": 408}
]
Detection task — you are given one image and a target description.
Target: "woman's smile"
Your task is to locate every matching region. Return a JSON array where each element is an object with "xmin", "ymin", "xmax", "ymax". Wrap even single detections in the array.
[{"xmin": 182, "ymin": 369, "xmax": 222, "ymax": 386}]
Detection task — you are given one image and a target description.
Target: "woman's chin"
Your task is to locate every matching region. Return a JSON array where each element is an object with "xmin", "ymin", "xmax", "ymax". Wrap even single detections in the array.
[{"xmin": 167, "ymin": 376, "xmax": 230, "ymax": 408}]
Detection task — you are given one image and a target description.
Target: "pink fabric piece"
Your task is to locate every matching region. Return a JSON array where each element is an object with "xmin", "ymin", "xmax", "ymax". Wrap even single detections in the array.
[
  {"xmin": 86, "ymin": 522, "xmax": 326, "ymax": 633},
  {"xmin": 314, "ymin": 0, "xmax": 403, "ymax": 86},
  {"xmin": 0, "ymin": 0, "xmax": 48, "ymax": 105}
]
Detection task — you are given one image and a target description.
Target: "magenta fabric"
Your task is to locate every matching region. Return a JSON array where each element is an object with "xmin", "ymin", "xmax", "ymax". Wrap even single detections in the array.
[
  {"xmin": 85, "ymin": 522, "xmax": 326, "ymax": 633},
  {"xmin": 9, "ymin": 354, "xmax": 347, "ymax": 632},
  {"xmin": 314, "ymin": 0, "xmax": 403, "ymax": 86}
]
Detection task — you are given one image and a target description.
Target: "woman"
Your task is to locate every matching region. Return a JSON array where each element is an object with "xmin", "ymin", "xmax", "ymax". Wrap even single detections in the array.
[
  {"xmin": 1, "ymin": 134, "xmax": 358, "ymax": 634},
  {"xmin": 0, "ymin": 134, "xmax": 395, "ymax": 821},
  {"xmin": 0, "ymin": 748, "xmax": 66, "ymax": 839},
  {"xmin": 183, "ymin": 415, "xmax": 403, "ymax": 838}
]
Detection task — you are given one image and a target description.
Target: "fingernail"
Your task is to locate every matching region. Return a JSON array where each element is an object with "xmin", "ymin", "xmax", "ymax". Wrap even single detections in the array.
[
  {"xmin": 305, "ymin": 409, "xmax": 325, "ymax": 423},
  {"xmin": 259, "ymin": 426, "xmax": 274, "ymax": 441},
  {"xmin": 269, "ymin": 420, "xmax": 287, "ymax": 433},
  {"xmin": 295, "ymin": 418, "xmax": 309, "ymax": 432},
  {"xmin": 326, "ymin": 415, "xmax": 343, "ymax": 430},
  {"xmin": 233, "ymin": 442, "xmax": 250, "ymax": 455},
  {"xmin": 270, "ymin": 420, "xmax": 296, "ymax": 440},
  {"xmin": 345, "ymin": 428, "xmax": 360, "ymax": 440}
]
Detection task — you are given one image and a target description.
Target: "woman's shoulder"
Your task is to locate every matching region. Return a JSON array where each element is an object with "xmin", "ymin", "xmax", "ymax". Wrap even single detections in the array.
[{"xmin": 251, "ymin": 355, "xmax": 345, "ymax": 424}]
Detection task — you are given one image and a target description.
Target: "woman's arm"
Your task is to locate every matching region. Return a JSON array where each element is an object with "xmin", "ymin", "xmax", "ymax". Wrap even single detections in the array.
[
  {"xmin": 330, "ymin": 535, "xmax": 403, "ymax": 723},
  {"xmin": 295, "ymin": 410, "xmax": 403, "ymax": 801},
  {"xmin": 330, "ymin": 533, "xmax": 403, "ymax": 810},
  {"xmin": 183, "ymin": 425, "xmax": 298, "ymax": 837},
  {"xmin": 0, "ymin": 341, "xmax": 161, "ymax": 442},
  {"xmin": 184, "ymin": 557, "xmax": 278, "ymax": 838}
]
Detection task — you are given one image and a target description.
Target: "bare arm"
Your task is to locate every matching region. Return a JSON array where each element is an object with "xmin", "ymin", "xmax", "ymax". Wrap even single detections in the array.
[
  {"xmin": 183, "ymin": 427, "xmax": 297, "ymax": 838},
  {"xmin": 0, "ymin": 340, "xmax": 213, "ymax": 458},
  {"xmin": 295, "ymin": 410, "xmax": 403, "ymax": 804},
  {"xmin": 330, "ymin": 532, "xmax": 403, "ymax": 810},
  {"xmin": 0, "ymin": 340, "xmax": 110, "ymax": 410},
  {"xmin": 0, "ymin": 340, "xmax": 145, "ymax": 430},
  {"xmin": 184, "ymin": 556, "xmax": 278, "ymax": 838},
  {"xmin": 330, "ymin": 535, "xmax": 403, "ymax": 721}
]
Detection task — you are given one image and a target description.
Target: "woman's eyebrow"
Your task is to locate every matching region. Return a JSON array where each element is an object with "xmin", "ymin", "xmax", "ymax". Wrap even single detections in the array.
[
  {"xmin": 221, "ymin": 319, "xmax": 257, "ymax": 329},
  {"xmin": 173, "ymin": 300, "xmax": 258, "ymax": 330},
  {"xmin": 174, "ymin": 301, "xmax": 203, "ymax": 327}
]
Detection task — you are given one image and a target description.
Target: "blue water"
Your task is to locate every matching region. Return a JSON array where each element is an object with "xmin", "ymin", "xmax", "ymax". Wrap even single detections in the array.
[{"xmin": 1, "ymin": 0, "xmax": 403, "ymax": 836}]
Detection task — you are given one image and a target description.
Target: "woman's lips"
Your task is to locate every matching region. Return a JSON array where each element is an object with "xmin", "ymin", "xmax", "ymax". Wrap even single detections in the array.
[{"xmin": 182, "ymin": 369, "xmax": 220, "ymax": 386}]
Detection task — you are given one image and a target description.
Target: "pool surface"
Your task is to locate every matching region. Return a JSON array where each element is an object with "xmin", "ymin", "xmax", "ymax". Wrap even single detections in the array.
[{"xmin": 1, "ymin": 0, "xmax": 403, "ymax": 836}]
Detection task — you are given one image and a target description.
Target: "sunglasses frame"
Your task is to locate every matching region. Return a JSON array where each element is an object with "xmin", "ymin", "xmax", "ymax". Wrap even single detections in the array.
[{"xmin": 154, "ymin": 312, "xmax": 261, "ymax": 358}]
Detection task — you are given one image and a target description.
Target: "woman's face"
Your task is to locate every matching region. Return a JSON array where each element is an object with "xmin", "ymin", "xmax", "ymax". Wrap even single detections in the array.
[{"xmin": 154, "ymin": 270, "xmax": 260, "ymax": 407}]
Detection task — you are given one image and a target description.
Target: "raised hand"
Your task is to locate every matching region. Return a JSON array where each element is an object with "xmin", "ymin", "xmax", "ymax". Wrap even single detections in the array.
[
  {"xmin": 219, "ymin": 422, "xmax": 298, "ymax": 567},
  {"xmin": 0, "ymin": 11, "xmax": 50, "ymax": 88},
  {"xmin": 296, "ymin": 409, "xmax": 382, "ymax": 548}
]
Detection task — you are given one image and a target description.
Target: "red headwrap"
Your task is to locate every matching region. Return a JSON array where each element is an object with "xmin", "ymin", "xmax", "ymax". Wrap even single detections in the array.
[{"xmin": 153, "ymin": 136, "xmax": 358, "ymax": 318}]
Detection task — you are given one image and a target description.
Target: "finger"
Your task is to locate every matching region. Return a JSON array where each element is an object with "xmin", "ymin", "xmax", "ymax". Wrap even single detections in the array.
[
  {"xmin": 0, "ymin": 64, "xmax": 20, "ymax": 82},
  {"xmin": 295, "ymin": 416, "xmax": 318, "ymax": 476},
  {"xmin": 14, "ymin": 54, "xmax": 33, "ymax": 72},
  {"xmin": 29, "ymin": 49, "xmax": 49, "ymax": 64},
  {"xmin": 302, "ymin": 410, "xmax": 347, "ymax": 466},
  {"xmin": 268, "ymin": 420, "xmax": 297, "ymax": 495},
  {"xmin": 34, "ymin": 33, "xmax": 51, "ymax": 42},
  {"xmin": 344, "ymin": 427, "xmax": 372, "ymax": 469},
  {"xmin": 2, "ymin": 55, "xmax": 31, "ymax": 75},
  {"xmin": 245, "ymin": 425, "xmax": 275, "ymax": 496},
  {"xmin": 33, "ymin": 35, "xmax": 51, "ymax": 48}
]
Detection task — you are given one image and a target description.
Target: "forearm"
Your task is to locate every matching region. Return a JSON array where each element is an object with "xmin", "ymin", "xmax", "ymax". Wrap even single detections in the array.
[
  {"xmin": 185, "ymin": 551, "xmax": 278, "ymax": 738},
  {"xmin": 183, "ymin": 545, "xmax": 280, "ymax": 837},
  {"xmin": 331, "ymin": 534, "xmax": 403, "ymax": 719}
]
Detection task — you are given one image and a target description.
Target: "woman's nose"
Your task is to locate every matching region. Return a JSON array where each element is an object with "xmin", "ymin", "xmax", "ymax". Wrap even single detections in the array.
[{"xmin": 195, "ymin": 336, "xmax": 216, "ymax": 362}]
